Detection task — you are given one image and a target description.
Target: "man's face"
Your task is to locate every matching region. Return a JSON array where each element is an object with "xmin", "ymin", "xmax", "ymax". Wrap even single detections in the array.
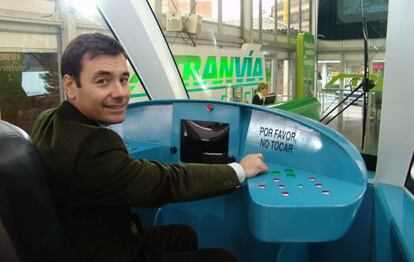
[{"xmin": 64, "ymin": 53, "xmax": 131, "ymax": 125}]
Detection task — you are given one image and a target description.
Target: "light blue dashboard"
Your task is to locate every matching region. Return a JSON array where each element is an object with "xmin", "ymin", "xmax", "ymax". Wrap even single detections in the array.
[{"xmin": 111, "ymin": 99, "xmax": 367, "ymax": 243}]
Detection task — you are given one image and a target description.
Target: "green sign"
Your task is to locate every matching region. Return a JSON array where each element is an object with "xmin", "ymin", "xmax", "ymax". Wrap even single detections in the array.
[
  {"xmin": 128, "ymin": 45, "xmax": 266, "ymax": 103},
  {"xmin": 296, "ymin": 33, "xmax": 315, "ymax": 98}
]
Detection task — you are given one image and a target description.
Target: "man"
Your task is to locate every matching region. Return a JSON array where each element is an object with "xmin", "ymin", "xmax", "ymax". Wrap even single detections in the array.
[{"xmin": 31, "ymin": 33, "xmax": 268, "ymax": 262}]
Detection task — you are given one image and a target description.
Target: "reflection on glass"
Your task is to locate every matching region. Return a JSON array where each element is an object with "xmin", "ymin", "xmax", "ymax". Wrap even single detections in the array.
[{"xmin": 0, "ymin": 53, "xmax": 60, "ymax": 132}]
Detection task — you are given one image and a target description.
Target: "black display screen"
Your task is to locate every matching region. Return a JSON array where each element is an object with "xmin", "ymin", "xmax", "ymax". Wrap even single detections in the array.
[
  {"xmin": 181, "ymin": 120, "xmax": 230, "ymax": 164},
  {"xmin": 264, "ymin": 94, "xmax": 276, "ymax": 105},
  {"xmin": 404, "ymin": 150, "xmax": 414, "ymax": 195},
  {"xmin": 337, "ymin": 0, "xmax": 388, "ymax": 23}
]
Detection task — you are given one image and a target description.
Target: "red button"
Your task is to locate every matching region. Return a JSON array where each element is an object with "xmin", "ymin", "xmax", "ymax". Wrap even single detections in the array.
[{"xmin": 206, "ymin": 103, "xmax": 214, "ymax": 111}]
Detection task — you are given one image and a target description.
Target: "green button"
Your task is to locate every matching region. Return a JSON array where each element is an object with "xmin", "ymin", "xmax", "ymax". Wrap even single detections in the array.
[
  {"xmin": 272, "ymin": 170, "xmax": 281, "ymax": 177},
  {"xmin": 286, "ymin": 172, "xmax": 296, "ymax": 178}
]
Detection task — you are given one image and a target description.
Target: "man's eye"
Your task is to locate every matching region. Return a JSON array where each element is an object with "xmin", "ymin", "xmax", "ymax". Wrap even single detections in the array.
[
  {"xmin": 120, "ymin": 77, "xmax": 129, "ymax": 84},
  {"xmin": 96, "ymin": 79, "xmax": 108, "ymax": 85}
]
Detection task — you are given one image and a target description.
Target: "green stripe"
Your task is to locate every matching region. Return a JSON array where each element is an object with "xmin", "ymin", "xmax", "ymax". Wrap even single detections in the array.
[
  {"xmin": 212, "ymin": 80, "xmax": 224, "ymax": 85},
  {"xmin": 187, "ymin": 82, "xmax": 259, "ymax": 93},
  {"xmin": 193, "ymin": 81, "xmax": 207, "ymax": 86},
  {"xmin": 131, "ymin": 93, "xmax": 148, "ymax": 98}
]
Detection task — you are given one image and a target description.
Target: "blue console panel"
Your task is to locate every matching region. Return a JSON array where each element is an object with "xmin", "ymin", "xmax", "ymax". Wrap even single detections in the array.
[{"xmin": 111, "ymin": 100, "xmax": 367, "ymax": 243}]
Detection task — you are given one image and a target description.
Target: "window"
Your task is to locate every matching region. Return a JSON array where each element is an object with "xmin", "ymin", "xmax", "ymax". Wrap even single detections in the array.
[
  {"xmin": 290, "ymin": 0, "xmax": 299, "ymax": 31},
  {"xmin": 263, "ymin": 0, "xmax": 277, "ymax": 32},
  {"xmin": 195, "ymin": 0, "xmax": 218, "ymax": 22},
  {"xmin": 222, "ymin": 0, "xmax": 240, "ymax": 26},
  {"xmin": 253, "ymin": 0, "xmax": 260, "ymax": 30},
  {"xmin": 0, "ymin": 53, "xmax": 60, "ymax": 132},
  {"xmin": 162, "ymin": 0, "xmax": 191, "ymax": 14}
]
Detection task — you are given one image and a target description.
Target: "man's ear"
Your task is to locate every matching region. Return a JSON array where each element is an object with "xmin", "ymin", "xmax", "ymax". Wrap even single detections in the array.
[{"xmin": 63, "ymin": 74, "xmax": 77, "ymax": 100}]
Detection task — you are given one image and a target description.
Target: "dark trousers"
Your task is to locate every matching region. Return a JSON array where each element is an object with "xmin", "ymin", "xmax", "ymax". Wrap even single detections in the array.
[{"xmin": 141, "ymin": 225, "xmax": 237, "ymax": 262}]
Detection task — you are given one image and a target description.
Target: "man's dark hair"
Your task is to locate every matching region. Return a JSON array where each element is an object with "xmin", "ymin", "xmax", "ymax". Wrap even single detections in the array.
[{"xmin": 61, "ymin": 32, "xmax": 127, "ymax": 87}]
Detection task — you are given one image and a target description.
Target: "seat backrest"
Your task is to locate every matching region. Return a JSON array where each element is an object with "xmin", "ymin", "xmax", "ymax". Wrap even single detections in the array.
[{"xmin": 0, "ymin": 120, "xmax": 78, "ymax": 261}]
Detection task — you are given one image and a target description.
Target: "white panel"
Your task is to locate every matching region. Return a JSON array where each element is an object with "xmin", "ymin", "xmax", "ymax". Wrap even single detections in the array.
[
  {"xmin": 222, "ymin": 24, "xmax": 242, "ymax": 37},
  {"xmin": 0, "ymin": 0, "xmax": 55, "ymax": 14},
  {"xmin": 0, "ymin": 32, "xmax": 57, "ymax": 52},
  {"xmin": 97, "ymin": 0, "xmax": 188, "ymax": 100},
  {"xmin": 376, "ymin": 0, "xmax": 414, "ymax": 186}
]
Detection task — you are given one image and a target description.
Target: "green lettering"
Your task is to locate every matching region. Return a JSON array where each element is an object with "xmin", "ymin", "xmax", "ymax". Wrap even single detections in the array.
[
  {"xmin": 202, "ymin": 56, "xmax": 218, "ymax": 80},
  {"xmin": 174, "ymin": 55, "xmax": 201, "ymax": 82},
  {"xmin": 219, "ymin": 56, "xmax": 234, "ymax": 79},
  {"xmin": 253, "ymin": 57, "xmax": 263, "ymax": 77},
  {"xmin": 235, "ymin": 56, "xmax": 252, "ymax": 78}
]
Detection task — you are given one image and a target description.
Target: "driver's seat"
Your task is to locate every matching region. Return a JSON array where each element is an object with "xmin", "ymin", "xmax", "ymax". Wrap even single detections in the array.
[{"xmin": 0, "ymin": 120, "xmax": 78, "ymax": 261}]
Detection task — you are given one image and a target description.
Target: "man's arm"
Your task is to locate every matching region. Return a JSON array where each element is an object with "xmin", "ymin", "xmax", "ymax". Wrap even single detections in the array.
[{"xmin": 69, "ymin": 128, "xmax": 266, "ymax": 207}]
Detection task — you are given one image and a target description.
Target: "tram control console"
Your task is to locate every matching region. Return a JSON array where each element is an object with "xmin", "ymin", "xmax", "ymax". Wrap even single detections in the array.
[{"xmin": 111, "ymin": 100, "xmax": 367, "ymax": 243}]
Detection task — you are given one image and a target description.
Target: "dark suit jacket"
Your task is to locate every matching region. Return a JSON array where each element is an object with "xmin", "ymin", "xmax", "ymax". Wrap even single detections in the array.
[
  {"xmin": 252, "ymin": 94, "xmax": 264, "ymax": 105},
  {"xmin": 31, "ymin": 101, "xmax": 240, "ymax": 262}
]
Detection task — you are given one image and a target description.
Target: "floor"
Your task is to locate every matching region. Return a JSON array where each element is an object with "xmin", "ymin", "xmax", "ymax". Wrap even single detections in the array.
[{"xmin": 320, "ymin": 97, "xmax": 380, "ymax": 156}]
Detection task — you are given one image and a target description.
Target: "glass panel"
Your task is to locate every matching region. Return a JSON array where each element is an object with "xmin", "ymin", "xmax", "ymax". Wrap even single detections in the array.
[
  {"xmin": 222, "ymin": 0, "xmax": 240, "ymax": 26},
  {"xmin": 263, "ymin": 0, "xmax": 276, "ymax": 32},
  {"xmin": 148, "ymin": 0, "xmax": 155, "ymax": 9},
  {"xmin": 301, "ymin": 0, "xmax": 310, "ymax": 32},
  {"xmin": 0, "ymin": 2, "xmax": 61, "ymax": 133},
  {"xmin": 275, "ymin": 52, "xmax": 290, "ymax": 101},
  {"xmin": 0, "ymin": 52, "xmax": 60, "ymax": 133},
  {"xmin": 276, "ymin": 0, "xmax": 288, "ymax": 35},
  {"xmin": 290, "ymin": 0, "xmax": 299, "ymax": 34},
  {"xmin": 318, "ymin": 58, "xmax": 384, "ymax": 156},
  {"xmin": 265, "ymin": 58, "xmax": 273, "ymax": 91},
  {"xmin": 162, "ymin": 0, "xmax": 191, "ymax": 14},
  {"xmin": 253, "ymin": 0, "xmax": 260, "ymax": 30},
  {"xmin": 195, "ymin": 0, "xmax": 218, "ymax": 22}
]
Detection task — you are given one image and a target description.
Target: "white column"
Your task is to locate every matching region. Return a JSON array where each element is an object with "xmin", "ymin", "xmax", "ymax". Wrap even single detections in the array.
[{"xmin": 376, "ymin": 0, "xmax": 414, "ymax": 186}]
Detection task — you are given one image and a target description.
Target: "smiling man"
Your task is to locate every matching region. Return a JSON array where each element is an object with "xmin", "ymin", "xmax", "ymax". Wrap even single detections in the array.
[{"xmin": 31, "ymin": 33, "xmax": 267, "ymax": 262}]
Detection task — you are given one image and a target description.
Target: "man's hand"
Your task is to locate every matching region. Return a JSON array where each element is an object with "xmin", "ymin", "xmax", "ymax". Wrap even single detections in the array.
[{"xmin": 239, "ymin": 153, "xmax": 268, "ymax": 178}]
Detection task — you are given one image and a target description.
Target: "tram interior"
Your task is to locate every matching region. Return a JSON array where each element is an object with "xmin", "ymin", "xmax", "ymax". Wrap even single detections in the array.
[{"xmin": 0, "ymin": 0, "xmax": 413, "ymax": 261}]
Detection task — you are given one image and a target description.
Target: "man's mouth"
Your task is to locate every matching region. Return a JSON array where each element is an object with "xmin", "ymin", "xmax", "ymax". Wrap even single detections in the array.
[{"xmin": 105, "ymin": 104, "xmax": 126, "ymax": 110}]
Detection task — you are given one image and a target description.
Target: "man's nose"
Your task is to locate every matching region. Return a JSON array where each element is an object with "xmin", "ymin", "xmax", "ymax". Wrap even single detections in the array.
[{"xmin": 111, "ymin": 81, "xmax": 130, "ymax": 98}]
